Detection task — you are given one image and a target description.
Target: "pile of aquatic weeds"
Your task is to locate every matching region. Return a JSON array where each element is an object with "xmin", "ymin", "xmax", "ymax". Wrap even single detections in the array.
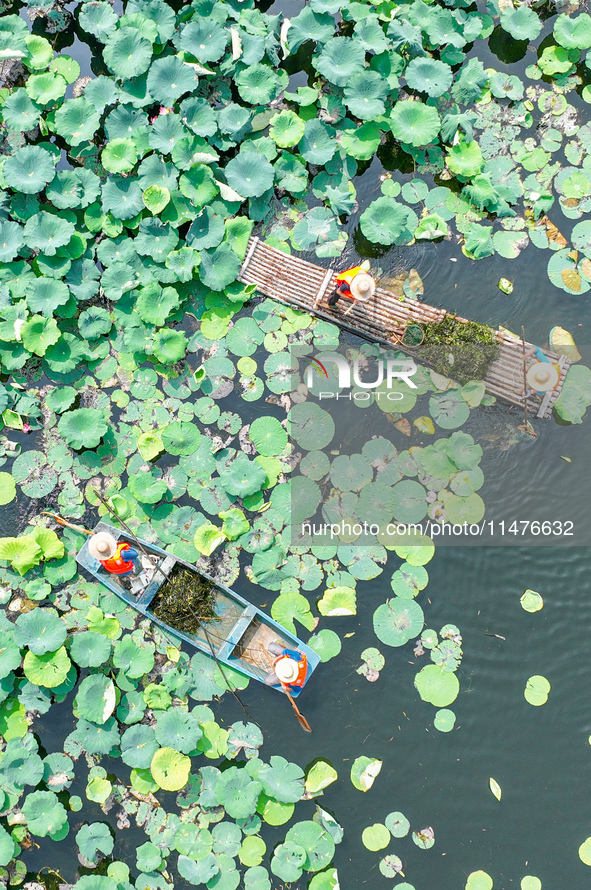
[{"xmin": 151, "ymin": 567, "xmax": 217, "ymax": 635}]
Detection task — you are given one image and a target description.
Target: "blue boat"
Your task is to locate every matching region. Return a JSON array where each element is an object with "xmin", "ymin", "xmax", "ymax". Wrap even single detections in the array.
[{"xmin": 75, "ymin": 521, "xmax": 319, "ymax": 697}]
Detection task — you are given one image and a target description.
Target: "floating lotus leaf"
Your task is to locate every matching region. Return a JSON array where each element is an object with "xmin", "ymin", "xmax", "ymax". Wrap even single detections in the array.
[
  {"xmin": 316, "ymin": 586, "xmax": 356, "ymax": 616},
  {"xmin": 102, "ymin": 138, "xmax": 138, "ymax": 174},
  {"xmin": 314, "ymin": 36, "xmax": 365, "ymax": 87},
  {"xmin": 2, "ymin": 89, "xmax": 41, "ymax": 131},
  {"xmin": 360, "ymin": 196, "xmax": 415, "ymax": 246},
  {"xmin": 343, "ymin": 71, "xmax": 388, "ymax": 119},
  {"xmin": 429, "ymin": 391, "xmax": 470, "ymax": 429},
  {"xmin": 14, "ymin": 608, "xmax": 66, "ymax": 655},
  {"xmin": 520, "ymin": 590, "xmax": 543, "ymax": 612},
  {"xmin": 405, "ymin": 58, "xmax": 453, "ymax": 98},
  {"xmin": 214, "ymin": 766, "xmax": 262, "ymax": 818},
  {"xmin": 23, "ymin": 646, "xmax": 71, "ymax": 688},
  {"xmin": 180, "ymin": 19, "xmax": 228, "ymax": 62},
  {"xmin": 270, "ymin": 110, "xmax": 306, "ymax": 148},
  {"xmin": 580, "ymin": 838, "xmax": 591, "ymax": 865},
  {"xmin": 76, "ymin": 823, "xmax": 114, "ymax": 864},
  {"xmin": 152, "ymin": 328, "xmax": 188, "ymax": 363},
  {"xmin": 22, "ymin": 790, "xmax": 68, "ymax": 838},
  {"xmin": 524, "ymin": 674, "xmax": 550, "ymax": 706},
  {"xmin": 292, "ymin": 207, "xmax": 340, "ymax": 251},
  {"xmin": 271, "ymin": 841, "xmax": 306, "ymax": 883},
  {"xmin": 58, "ymin": 408, "xmax": 108, "ymax": 449},
  {"xmin": 521, "ymin": 879, "xmax": 542, "ymax": 890},
  {"xmin": 54, "ymin": 98, "xmax": 101, "ymax": 147},
  {"xmin": 501, "ymin": 5, "xmax": 542, "ymax": 40},
  {"xmin": 101, "ymin": 176, "xmax": 144, "ymax": 220},
  {"xmin": 161, "ymin": 421, "xmax": 201, "ymax": 456},
  {"xmin": 374, "ymin": 597, "xmax": 424, "ymax": 647},
  {"xmin": 150, "ymin": 746, "xmax": 191, "ymax": 791},
  {"xmin": 362, "ymin": 823, "xmax": 390, "ymax": 851},
  {"xmin": 0, "ymin": 535, "xmax": 42, "ymax": 574},
  {"xmin": 391, "ymin": 563, "xmax": 428, "ymax": 599},
  {"xmin": 305, "ymin": 760, "xmax": 339, "ymax": 795},
  {"xmin": 225, "ymin": 150, "xmax": 274, "ymax": 199},
  {"xmin": 23, "ymin": 211, "xmax": 75, "ymax": 256},
  {"xmin": 219, "ymin": 453, "xmax": 266, "ymax": 497},
  {"xmin": 446, "ymin": 140, "xmax": 484, "ymax": 179},
  {"xmin": 78, "ymin": 1, "xmax": 118, "ymax": 41},
  {"xmin": 289, "ymin": 402, "xmax": 335, "ymax": 450},
  {"xmin": 249, "ymin": 416, "xmax": 287, "ymax": 456},
  {"xmin": 415, "ymin": 663, "xmax": 460, "ymax": 707},
  {"xmin": 434, "ymin": 708, "xmax": 456, "ymax": 732},
  {"xmin": 285, "ymin": 821, "xmax": 335, "ymax": 872},
  {"xmin": 385, "ymin": 811, "xmax": 410, "ymax": 837},
  {"xmin": 121, "ymin": 723, "xmax": 159, "ymax": 769},
  {"xmin": 465, "ymin": 871, "xmax": 493, "ymax": 890},
  {"xmin": 271, "ymin": 591, "xmax": 315, "ymax": 633},
  {"xmin": 103, "ymin": 28, "xmax": 153, "ymax": 78},
  {"xmin": 236, "ymin": 63, "xmax": 282, "ymax": 105},
  {"xmin": 4, "ymin": 145, "xmax": 56, "ymax": 195},
  {"xmin": 0, "ymin": 473, "xmax": 16, "ymax": 506},
  {"xmin": 554, "ymin": 12, "xmax": 591, "ymax": 49},
  {"xmin": 178, "ymin": 852, "xmax": 219, "ymax": 885},
  {"xmin": 287, "ymin": 8, "xmax": 334, "ymax": 51},
  {"xmin": 200, "ymin": 243, "xmax": 243, "ymax": 292},
  {"xmin": 0, "ymin": 220, "xmax": 23, "ymax": 262},
  {"xmin": 147, "ymin": 56, "xmax": 197, "ymax": 103},
  {"xmin": 25, "ymin": 278, "xmax": 70, "ymax": 317},
  {"xmin": 390, "ymin": 100, "xmax": 441, "ymax": 148},
  {"xmin": 70, "ymin": 632, "xmax": 112, "ymax": 668},
  {"xmin": 258, "ymin": 756, "xmax": 304, "ymax": 803},
  {"xmin": 298, "ymin": 119, "xmax": 337, "ymax": 165},
  {"xmin": 350, "ymin": 756, "xmax": 382, "ymax": 792}
]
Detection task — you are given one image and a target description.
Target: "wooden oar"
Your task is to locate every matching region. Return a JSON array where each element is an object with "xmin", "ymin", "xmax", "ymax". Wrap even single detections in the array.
[
  {"xmin": 280, "ymin": 683, "xmax": 312, "ymax": 733},
  {"xmin": 41, "ymin": 512, "xmax": 93, "ymax": 535}
]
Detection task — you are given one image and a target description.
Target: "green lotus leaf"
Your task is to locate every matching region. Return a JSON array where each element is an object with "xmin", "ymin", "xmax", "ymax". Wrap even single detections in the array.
[
  {"xmin": 23, "ymin": 646, "xmax": 71, "ymax": 688},
  {"xmin": 465, "ymin": 871, "xmax": 493, "ymax": 890},
  {"xmin": 76, "ymin": 823, "xmax": 114, "ymax": 864},
  {"xmin": 0, "ymin": 474, "xmax": 16, "ymax": 506},
  {"xmin": 128, "ymin": 469, "xmax": 168, "ymax": 504},
  {"xmin": 22, "ymin": 790, "xmax": 68, "ymax": 838},
  {"xmin": 121, "ymin": 723, "xmax": 159, "ymax": 769},
  {"xmin": 415, "ymin": 663, "xmax": 460, "ymax": 706},
  {"xmin": 143, "ymin": 183, "xmax": 171, "ymax": 214},
  {"xmin": 186, "ymin": 207, "xmax": 224, "ymax": 251},
  {"xmin": 226, "ymin": 316, "xmax": 265, "ymax": 357},
  {"xmin": 178, "ymin": 852, "xmax": 219, "ymax": 885},
  {"xmin": 446, "ymin": 140, "xmax": 484, "ymax": 178},
  {"xmin": 238, "ymin": 836, "xmax": 266, "ymax": 868},
  {"xmin": 520, "ymin": 590, "xmax": 544, "ymax": 613},
  {"xmin": 373, "ymin": 597, "xmax": 424, "ymax": 647},
  {"xmin": 580, "ymin": 838, "xmax": 591, "ymax": 866},
  {"xmin": 70, "ymin": 631, "xmax": 112, "ymax": 668},
  {"xmin": 23, "ymin": 211, "xmax": 75, "ymax": 256},
  {"xmin": 258, "ymin": 756, "xmax": 304, "ymax": 803},
  {"xmin": 440, "ymin": 490, "xmax": 485, "ymax": 524},
  {"xmin": 538, "ymin": 45, "xmax": 574, "ymax": 76},
  {"xmin": 360, "ymin": 196, "xmax": 416, "ymax": 246},
  {"xmin": 249, "ymin": 416, "xmax": 288, "ymax": 456},
  {"xmin": 44, "ymin": 333, "xmax": 88, "ymax": 374},
  {"xmin": 180, "ymin": 19, "xmax": 228, "ymax": 62},
  {"xmin": 44, "ymin": 384, "xmax": 77, "ymax": 413},
  {"xmin": 271, "ymin": 590, "xmax": 315, "ymax": 632},
  {"xmin": 14, "ymin": 607, "xmax": 66, "ymax": 655},
  {"xmin": 287, "ymin": 8, "xmax": 334, "ymax": 52},
  {"xmin": 225, "ymin": 150, "xmax": 274, "ymax": 199},
  {"xmin": 101, "ymin": 176, "xmax": 144, "ymax": 220},
  {"xmin": 78, "ymin": 1, "xmax": 118, "ymax": 41},
  {"xmin": 291, "ymin": 206, "xmax": 341, "ymax": 251},
  {"xmin": 102, "ymin": 138, "xmax": 138, "ymax": 173},
  {"xmin": 0, "ymin": 220, "xmax": 23, "ymax": 262},
  {"xmin": 390, "ymin": 100, "xmax": 440, "ymax": 148},
  {"xmin": 362, "ymin": 823, "xmax": 390, "ymax": 851},
  {"xmin": 434, "ymin": 708, "xmax": 456, "ymax": 732},
  {"xmin": 236, "ymin": 63, "xmax": 282, "ymax": 105},
  {"xmin": 147, "ymin": 55, "xmax": 197, "ymax": 103},
  {"xmin": 0, "ymin": 824, "xmax": 14, "ymax": 868},
  {"xmin": 103, "ymin": 28, "xmax": 153, "ymax": 78},
  {"xmin": 289, "ymin": 402, "xmax": 335, "ymax": 450},
  {"xmin": 54, "ymin": 98, "xmax": 101, "ymax": 146},
  {"xmin": 298, "ymin": 119, "xmax": 337, "ymax": 165},
  {"xmin": 429, "ymin": 391, "xmax": 471, "ymax": 429},
  {"xmin": 179, "ymin": 96, "xmax": 218, "ymax": 139},
  {"xmin": 283, "ymin": 821, "xmax": 335, "ymax": 873},
  {"xmin": 25, "ymin": 71, "xmax": 68, "ymax": 105},
  {"xmin": 74, "ymin": 675, "xmax": 116, "ymax": 725},
  {"xmin": 489, "ymin": 72, "xmax": 524, "ymax": 101},
  {"xmin": 214, "ymin": 766, "xmax": 263, "ymax": 818},
  {"xmin": 160, "ymin": 421, "xmax": 201, "ymax": 456},
  {"xmin": 415, "ymin": 213, "xmax": 448, "ymax": 240},
  {"xmin": 219, "ymin": 452, "xmax": 267, "ymax": 496},
  {"xmin": 391, "ymin": 563, "xmax": 428, "ymax": 599},
  {"xmin": 385, "ymin": 811, "xmax": 410, "ymax": 837},
  {"xmin": 58, "ymin": 408, "xmax": 108, "ymax": 449},
  {"xmin": 78, "ymin": 306, "xmax": 112, "ymax": 340},
  {"xmin": 4, "ymin": 145, "xmax": 56, "ymax": 194},
  {"xmin": 46, "ymin": 169, "xmax": 101, "ymax": 210},
  {"xmin": 314, "ymin": 36, "xmax": 365, "ymax": 87},
  {"xmin": 270, "ymin": 110, "xmax": 306, "ymax": 148},
  {"xmin": 25, "ymin": 277, "xmax": 70, "ymax": 317},
  {"xmin": 308, "ymin": 628, "xmax": 341, "ymax": 662},
  {"xmin": 500, "ymin": 5, "xmax": 542, "ymax": 41},
  {"xmin": 151, "ymin": 746, "xmax": 191, "ymax": 791},
  {"xmin": 350, "ymin": 755, "xmax": 382, "ymax": 792},
  {"xmin": 152, "ymin": 328, "xmax": 188, "ymax": 363},
  {"xmin": 179, "ymin": 164, "xmax": 219, "ymax": 207},
  {"xmin": 0, "ymin": 535, "xmax": 42, "ymax": 573},
  {"xmin": 2, "ymin": 88, "xmax": 41, "ymax": 131},
  {"xmin": 154, "ymin": 709, "xmax": 202, "ymax": 754},
  {"xmin": 524, "ymin": 674, "xmax": 550, "ymax": 706},
  {"xmin": 270, "ymin": 841, "xmax": 306, "ymax": 882},
  {"xmin": 405, "ymin": 58, "xmax": 453, "ymax": 98},
  {"xmin": 554, "ymin": 12, "xmax": 591, "ymax": 49},
  {"xmin": 199, "ymin": 242, "xmax": 243, "ymax": 292},
  {"xmin": 113, "ymin": 636, "xmax": 155, "ymax": 678},
  {"xmin": 343, "ymin": 70, "xmax": 388, "ymax": 119},
  {"xmin": 304, "ymin": 760, "xmax": 339, "ymax": 796}
]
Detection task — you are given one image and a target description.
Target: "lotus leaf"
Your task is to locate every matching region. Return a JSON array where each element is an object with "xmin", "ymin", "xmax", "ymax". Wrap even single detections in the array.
[
  {"xmin": 287, "ymin": 8, "xmax": 334, "ymax": 51},
  {"xmin": 524, "ymin": 674, "xmax": 550, "ymax": 706},
  {"xmin": 446, "ymin": 140, "xmax": 484, "ymax": 178},
  {"xmin": 58, "ymin": 408, "xmax": 108, "ymax": 449},
  {"xmin": 362, "ymin": 823, "xmax": 390, "ymax": 851},
  {"xmin": 78, "ymin": 1, "xmax": 118, "ymax": 41},
  {"xmin": 14, "ymin": 608, "xmax": 66, "ymax": 655},
  {"xmin": 236, "ymin": 63, "xmax": 282, "ymax": 105},
  {"xmin": 350, "ymin": 756, "xmax": 382, "ymax": 792},
  {"xmin": 299, "ymin": 119, "xmax": 337, "ymax": 165},
  {"xmin": 22, "ymin": 790, "xmax": 68, "ymax": 838},
  {"xmin": 271, "ymin": 841, "xmax": 306, "ymax": 882},
  {"xmin": 214, "ymin": 766, "xmax": 262, "ymax": 818},
  {"xmin": 258, "ymin": 756, "xmax": 304, "ymax": 803},
  {"xmin": 150, "ymin": 746, "xmax": 191, "ymax": 791},
  {"xmin": 103, "ymin": 29, "xmax": 153, "ymax": 78},
  {"xmin": 308, "ymin": 629, "xmax": 341, "ymax": 662},
  {"xmin": 271, "ymin": 591, "xmax": 314, "ymax": 633},
  {"xmin": 405, "ymin": 58, "xmax": 453, "ymax": 98},
  {"xmin": 555, "ymin": 13, "xmax": 591, "ymax": 49},
  {"xmin": 0, "ymin": 220, "xmax": 23, "ymax": 263},
  {"xmin": 180, "ymin": 19, "xmax": 227, "ymax": 62},
  {"xmin": 121, "ymin": 723, "xmax": 159, "ymax": 769},
  {"xmin": 224, "ymin": 150, "xmax": 274, "ymax": 199},
  {"xmin": 360, "ymin": 197, "xmax": 415, "ymax": 246},
  {"xmin": 465, "ymin": 872, "xmax": 493, "ymax": 890},
  {"xmin": 390, "ymin": 100, "xmax": 441, "ymax": 148},
  {"xmin": 0, "ymin": 473, "xmax": 16, "ymax": 506},
  {"xmin": 70, "ymin": 631, "xmax": 112, "ymax": 668},
  {"xmin": 343, "ymin": 71, "xmax": 388, "ymax": 119},
  {"xmin": 4, "ymin": 145, "xmax": 56, "ymax": 195},
  {"xmin": 25, "ymin": 277, "xmax": 70, "ymax": 317},
  {"xmin": 385, "ymin": 811, "xmax": 410, "ymax": 837},
  {"xmin": 101, "ymin": 176, "xmax": 144, "ymax": 220},
  {"xmin": 23, "ymin": 645, "xmax": 71, "ymax": 688},
  {"xmin": 77, "ymin": 823, "xmax": 114, "ymax": 864},
  {"xmin": 501, "ymin": 5, "xmax": 542, "ymax": 41},
  {"xmin": 521, "ymin": 590, "xmax": 543, "ymax": 612},
  {"xmin": 269, "ymin": 110, "xmax": 306, "ymax": 147},
  {"xmin": 55, "ymin": 98, "xmax": 101, "ymax": 147},
  {"xmin": 314, "ymin": 36, "xmax": 365, "ymax": 87},
  {"xmin": 218, "ymin": 452, "xmax": 266, "ymax": 497},
  {"xmin": 152, "ymin": 328, "xmax": 188, "ymax": 363},
  {"xmin": 415, "ymin": 663, "xmax": 460, "ymax": 707},
  {"xmin": 316, "ymin": 586, "xmax": 356, "ymax": 616},
  {"xmin": 154, "ymin": 709, "xmax": 202, "ymax": 754},
  {"xmin": 23, "ymin": 212, "xmax": 75, "ymax": 256}
]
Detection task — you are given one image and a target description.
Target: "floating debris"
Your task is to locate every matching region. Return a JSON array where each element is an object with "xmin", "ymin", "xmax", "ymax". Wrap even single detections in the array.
[{"xmin": 151, "ymin": 567, "xmax": 217, "ymax": 635}]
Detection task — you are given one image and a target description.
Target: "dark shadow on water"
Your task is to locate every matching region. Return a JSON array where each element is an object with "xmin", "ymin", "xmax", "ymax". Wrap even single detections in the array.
[{"xmin": 487, "ymin": 26, "xmax": 529, "ymax": 64}]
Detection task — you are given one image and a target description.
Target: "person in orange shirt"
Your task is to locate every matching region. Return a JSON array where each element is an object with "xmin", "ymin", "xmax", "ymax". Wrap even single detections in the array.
[
  {"xmin": 328, "ymin": 266, "xmax": 375, "ymax": 308},
  {"xmin": 88, "ymin": 532, "xmax": 140, "ymax": 588}
]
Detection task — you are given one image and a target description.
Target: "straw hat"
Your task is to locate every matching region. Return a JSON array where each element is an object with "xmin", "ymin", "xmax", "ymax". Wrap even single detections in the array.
[
  {"xmin": 274, "ymin": 657, "xmax": 299, "ymax": 684},
  {"xmin": 349, "ymin": 273, "xmax": 375, "ymax": 302},
  {"xmin": 88, "ymin": 532, "xmax": 118, "ymax": 561},
  {"xmin": 526, "ymin": 361, "xmax": 559, "ymax": 392}
]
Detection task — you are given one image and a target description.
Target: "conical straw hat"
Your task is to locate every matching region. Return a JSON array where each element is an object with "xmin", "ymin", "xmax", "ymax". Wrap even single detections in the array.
[
  {"xmin": 88, "ymin": 532, "xmax": 118, "ymax": 561},
  {"xmin": 526, "ymin": 361, "xmax": 559, "ymax": 392},
  {"xmin": 349, "ymin": 273, "xmax": 375, "ymax": 302},
  {"xmin": 274, "ymin": 657, "xmax": 299, "ymax": 684}
]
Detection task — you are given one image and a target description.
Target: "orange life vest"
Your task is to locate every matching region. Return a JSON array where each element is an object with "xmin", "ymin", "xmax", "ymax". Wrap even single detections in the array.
[
  {"xmin": 273, "ymin": 649, "xmax": 308, "ymax": 688},
  {"xmin": 335, "ymin": 266, "xmax": 364, "ymax": 291},
  {"xmin": 100, "ymin": 543, "xmax": 136, "ymax": 575}
]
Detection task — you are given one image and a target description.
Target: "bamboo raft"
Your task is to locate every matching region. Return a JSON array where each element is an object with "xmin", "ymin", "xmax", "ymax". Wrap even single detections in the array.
[{"xmin": 239, "ymin": 236, "xmax": 570, "ymax": 419}]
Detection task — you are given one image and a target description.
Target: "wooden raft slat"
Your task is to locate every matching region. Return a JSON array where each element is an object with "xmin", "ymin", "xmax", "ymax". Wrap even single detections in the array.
[{"xmin": 238, "ymin": 237, "xmax": 570, "ymax": 419}]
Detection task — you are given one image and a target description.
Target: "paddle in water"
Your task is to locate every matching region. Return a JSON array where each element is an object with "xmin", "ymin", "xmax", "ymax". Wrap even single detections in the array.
[{"xmin": 281, "ymin": 683, "xmax": 312, "ymax": 733}]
